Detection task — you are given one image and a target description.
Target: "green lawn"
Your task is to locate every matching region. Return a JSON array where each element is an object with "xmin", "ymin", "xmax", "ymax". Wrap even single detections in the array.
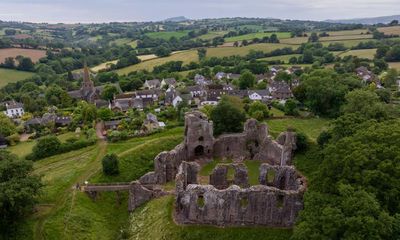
[
  {"xmin": 225, "ymin": 32, "xmax": 291, "ymax": 42},
  {"xmin": 266, "ymin": 117, "xmax": 330, "ymax": 142},
  {"xmin": 129, "ymin": 195, "xmax": 292, "ymax": 240},
  {"xmin": 145, "ymin": 31, "xmax": 190, "ymax": 40},
  {"xmin": 0, "ymin": 68, "xmax": 35, "ymax": 88}
]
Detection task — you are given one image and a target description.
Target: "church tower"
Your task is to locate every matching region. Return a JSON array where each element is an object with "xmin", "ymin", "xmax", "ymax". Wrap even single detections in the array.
[{"xmin": 81, "ymin": 61, "xmax": 95, "ymax": 98}]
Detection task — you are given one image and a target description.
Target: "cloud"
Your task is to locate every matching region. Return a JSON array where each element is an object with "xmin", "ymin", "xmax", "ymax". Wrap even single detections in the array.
[{"xmin": 0, "ymin": 0, "xmax": 399, "ymax": 23}]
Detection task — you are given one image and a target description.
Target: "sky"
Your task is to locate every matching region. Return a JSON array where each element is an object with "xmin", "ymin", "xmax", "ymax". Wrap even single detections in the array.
[{"xmin": 0, "ymin": 0, "xmax": 399, "ymax": 23}]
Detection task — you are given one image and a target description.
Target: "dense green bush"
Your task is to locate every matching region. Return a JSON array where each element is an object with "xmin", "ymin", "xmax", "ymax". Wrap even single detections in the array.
[
  {"xmin": 295, "ymin": 132, "xmax": 309, "ymax": 152},
  {"xmin": 102, "ymin": 154, "xmax": 119, "ymax": 176},
  {"xmin": 31, "ymin": 136, "xmax": 61, "ymax": 159}
]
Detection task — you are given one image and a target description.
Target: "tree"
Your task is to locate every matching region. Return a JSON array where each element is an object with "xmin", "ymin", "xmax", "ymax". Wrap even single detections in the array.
[
  {"xmin": 296, "ymin": 70, "xmax": 354, "ymax": 117},
  {"xmin": 4, "ymin": 29, "xmax": 16, "ymax": 36},
  {"xmin": 0, "ymin": 151, "xmax": 42, "ymax": 237},
  {"xmin": 97, "ymin": 108, "xmax": 114, "ymax": 121},
  {"xmin": 101, "ymin": 84, "xmax": 119, "ymax": 101},
  {"xmin": 0, "ymin": 114, "xmax": 17, "ymax": 137},
  {"xmin": 210, "ymin": 96, "xmax": 246, "ymax": 136},
  {"xmin": 102, "ymin": 153, "xmax": 119, "ymax": 175},
  {"xmin": 32, "ymin": 136, "xmax": 61, "ymax": 159},
  {"xmin": 3, "ymin": 57, "xmax": 15, "ymax": 69},
  {"xmin": 248, "ymin": 101, "xmax": 270, "ymax": 121},
  {"xmin": 17, "ymin": 57, "xmax": 34, "ymax": 71},
  {"xmin": 74, "ymin": 101, "xmax": 97, "ymax": 125},
  {"xmin": 382, "ymin": 68, "xmax": 398, "ymax": 87},
  {"xmin": 154, "ymin": 45, "xmax": 172, "ymax": 57},
  {"xmin": 284, "ymin": 99, "xmax": 299, "ymax": 116},
  {"xmin": 308, "ymin": 32, "xmax": 319, "ymax": 43},
  {"xmin": 197, "ymin": 48, "xmax": 207, "ymax": 61},
  {"xmin": 293, "ymin": 120, "xmax": 400, "ymax": 240},
  {"xmin": 390, "ymin": 20, "xmax": 399, "ymax": 26},
  {"xmin": 238, "ymin": 70, "xmax": 256, "ymax": 89},
  {"xmin": 342, "ymin": 89, "xmax": 390, "ymax": 120}
]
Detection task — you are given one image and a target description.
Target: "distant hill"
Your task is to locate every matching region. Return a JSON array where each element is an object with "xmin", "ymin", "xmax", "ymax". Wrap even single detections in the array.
[
  {"xmin": 164, "ymin": 16, "xmax": 189, "ymax": 22},
  {"xmin": 326, "ymin": 15, "xmax": 400, "ymax": 25}
]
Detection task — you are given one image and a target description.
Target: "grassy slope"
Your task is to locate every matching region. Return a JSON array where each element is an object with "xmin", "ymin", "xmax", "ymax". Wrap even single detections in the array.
[
  {"xmin": 258, "ymin": 54, "xmax": 302, "ymax": 63},
  {"xmin": 266, "ymin": 118, "xmax": 330, "ymax": 142},
  {"xmin": 129, "ymin": 196, "xmax": 292, "ymax": 240},
  {"xmin": 225, "ymin": 32, "xmax": 291, "ymax": 42},
  {"xmin": 145, "ymin": 31, "xmax": 189, "ymax": 40},
  {"xmin": 338, "ymin": 48, "xmax": 377, "ymax": 59},
  {"xmin": 8, "ymin": 132, "xmax": 84, "ymax": 159},
  {"xmin": 116, "ymin": 43, "xmax": 295, "ymax": 74},
  {"xmin": 0, "ymin": 68, "xmax": 34, "ymax": 88}
]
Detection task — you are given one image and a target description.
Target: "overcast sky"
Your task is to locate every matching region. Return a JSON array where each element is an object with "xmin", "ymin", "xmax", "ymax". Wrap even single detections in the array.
[{"xmin": 0, "ymin": 0, "xmax": 399, "ymax": 23}]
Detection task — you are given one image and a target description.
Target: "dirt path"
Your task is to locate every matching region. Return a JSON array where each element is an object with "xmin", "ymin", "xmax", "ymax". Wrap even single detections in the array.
[{"xmin": 33, "ymin": 140, "xmax": 108, "ymax": 240}]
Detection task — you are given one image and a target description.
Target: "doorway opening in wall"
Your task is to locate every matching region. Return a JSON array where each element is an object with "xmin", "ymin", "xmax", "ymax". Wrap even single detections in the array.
[{"xmin": 194, "ymin": 145, "xmax": 205, "ymax": 157}]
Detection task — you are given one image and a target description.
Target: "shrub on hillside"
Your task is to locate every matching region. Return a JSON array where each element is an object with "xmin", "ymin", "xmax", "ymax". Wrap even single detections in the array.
[
  {"xmin": 295, "ymin": 132, "xmax": 309, "ymax": 152},
  {"xmin": 31, "ymin": 136, "xmax": 61, "ymax": 160},
  {"xmin": 102, "ymin": 154, "xmax": 119, "ymax": 176}
]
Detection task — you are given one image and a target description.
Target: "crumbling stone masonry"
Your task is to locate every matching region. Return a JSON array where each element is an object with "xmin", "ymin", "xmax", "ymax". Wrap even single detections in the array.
[
  {"xmin": 83, "ymin": 111, "xmax": 306, "ymax": 228},
  {"xmin": 175, "ymin": 162, "xmax": 306, "ymax": 227}
]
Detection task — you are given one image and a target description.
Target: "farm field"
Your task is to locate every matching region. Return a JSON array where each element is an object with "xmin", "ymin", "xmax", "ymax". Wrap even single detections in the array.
[
  {"xmin": 325, "ymin": 29, "xmax": 371, "ymax": 36},
  {"xmin": 389, "ymin": 62, "xmax": 400, "ymax": 70},
  {"xmin": 377, "ymin": 26, "xmax": 400, "ymax": 35},
  {"xmin": 338, "ymin": 48, "xmax": 377, "ymax": 59},
  {"xmin": 0, "ymin": 68, "xmax": 35, "ymax": 88},
  {"xmin": 319, "ymin": 34, "xmax": 372, "ymax": 42},
  {"xmin": 0, "ymin": 48, "xmax": 47, "ymax": 63},
  {"xmin": 91, "ymin": 60, "xmax": 118, "ymax": 72},
  {"xmin": 116, "ymin": 50, "xmax": 198, "ymax": 74},
  {"xmin": 116, "ymin": 43, "xmax": 294, "ymax": 74},
  {"xmin": 198, "ymin": 31, "xmax": 228, "ymax": 40},
  {"xmin": 280, "ymin": 37, "xmax": 308, "ymax": 45},
  {"xmin": 225, "ymin": 32, "xmax": 291, "ymax": 42},
  {"xmin": 258, "ymin": 54, "xmax": 301, "ymax": 63},
  {"xmin": 207, "ymin": 43, "xmax": 294, "ymax": 58},
  {"xmin": 321, "ymin": 38, "xmax": 377, "ymax": 48},
  {"xmin": 145, "ymin": 31, "xmax": 190, "ymax": 40}
]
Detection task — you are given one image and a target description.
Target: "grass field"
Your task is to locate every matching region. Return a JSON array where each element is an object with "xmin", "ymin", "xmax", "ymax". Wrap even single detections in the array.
[
  {"xmin": 145, "ymin": 31, "xmax": 190, "ymax": 40},
  {"xmin": 319, "ymin": 34, "xmax": 372, "ymax": 42},
  {"xmin": 198, "ymin": 31, "xmax": 228, "ymax": 40},
  {"xmin": 0, "ymin": 48, "xmax": 47, "ymax": 63},
  {"xmin": 258, "ymin": 54, "xmax": 301, "ymax": 63},
  {"xmin": 225, "ymin": 32, "xmax": 291, "ymax": 42},
  {"xmin": 0, "ymin": 68, "xmax": 35, "ymax": 88},
  {"xmin": 129, "ymin": 195, "xmax": 292, "ymax": 240},
  {"xmin": 266, "ymin": 117, "xmax": 330, "ymax": 142},
  {"xmin": 389, "ymin": 62, "xmax": 400, "ymax": 70},
  {"xmin": 338, "ymin": 48, "xmax": 377, "ymax": 59},
  {"xmin": 8, "ymin": 132, "xmax": 84, "ymax": 159},
  {"xmin": 279, "ymin": 37, "xmax": 309, "ymax": 45},
  {"xmin": 377, "ymin": 26, "xmax": 400, "ymax": 35},
  {"xmin": 116, "ymin": 43, "xmax": 294, "ymax": 74},
  {"xmin": 321, "ymin": 38, "xmax": 377, "ymax": 48},
  {"xmin": 91, "ymin": 60, "xmax": 118, "ymax": 72}
]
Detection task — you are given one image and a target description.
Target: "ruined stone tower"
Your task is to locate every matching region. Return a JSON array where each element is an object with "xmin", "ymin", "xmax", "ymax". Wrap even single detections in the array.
[{"xmin": 184, "ymin": 111, "xmax": 214, "ymax": 161}]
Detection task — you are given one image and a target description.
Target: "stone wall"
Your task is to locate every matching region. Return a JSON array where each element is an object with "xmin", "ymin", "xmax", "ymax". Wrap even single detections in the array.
[{"xmin": 175, "ymin": 163, "xmax": 306, "ymax": 227}]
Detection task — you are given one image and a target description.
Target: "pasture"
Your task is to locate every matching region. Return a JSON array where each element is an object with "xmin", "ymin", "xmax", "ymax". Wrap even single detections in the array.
[
  {"xmin": 258, "ymin": 54, "xmax": 302, "ymax": 63},
  {"xmin": 145, "ymin": 31, "xmax": 189, "ymax": 40},
  {"xmin": 0, "ymin": 68, "xmax": 34, "ymax": 88},
  {"xmin": 116, "ymin": 43, "xmax": 294, "ymax": 74},
  {"xmin": 225, "ymin": 32, "xmax": 291, "ymax": 42},
  {"xmin": 338, "ymin": 48, "xmax": 377, "ymax": 59},
  {"xmin": 377, "ymin": 26, "xmax": 400, "ymax": 35},
  {"xmin": 197, "ymin": 31, "xmax": 228, "ymax": 40},
  {"xmin": 0, "ymin": 48, "xmax": 47, "ymax": 63}
]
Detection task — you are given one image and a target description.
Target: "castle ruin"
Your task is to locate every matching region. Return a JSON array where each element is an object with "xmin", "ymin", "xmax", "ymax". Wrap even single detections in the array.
[{"xmin": 84, "ymin": 111, "xmax": 306, "ymax": 228}]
